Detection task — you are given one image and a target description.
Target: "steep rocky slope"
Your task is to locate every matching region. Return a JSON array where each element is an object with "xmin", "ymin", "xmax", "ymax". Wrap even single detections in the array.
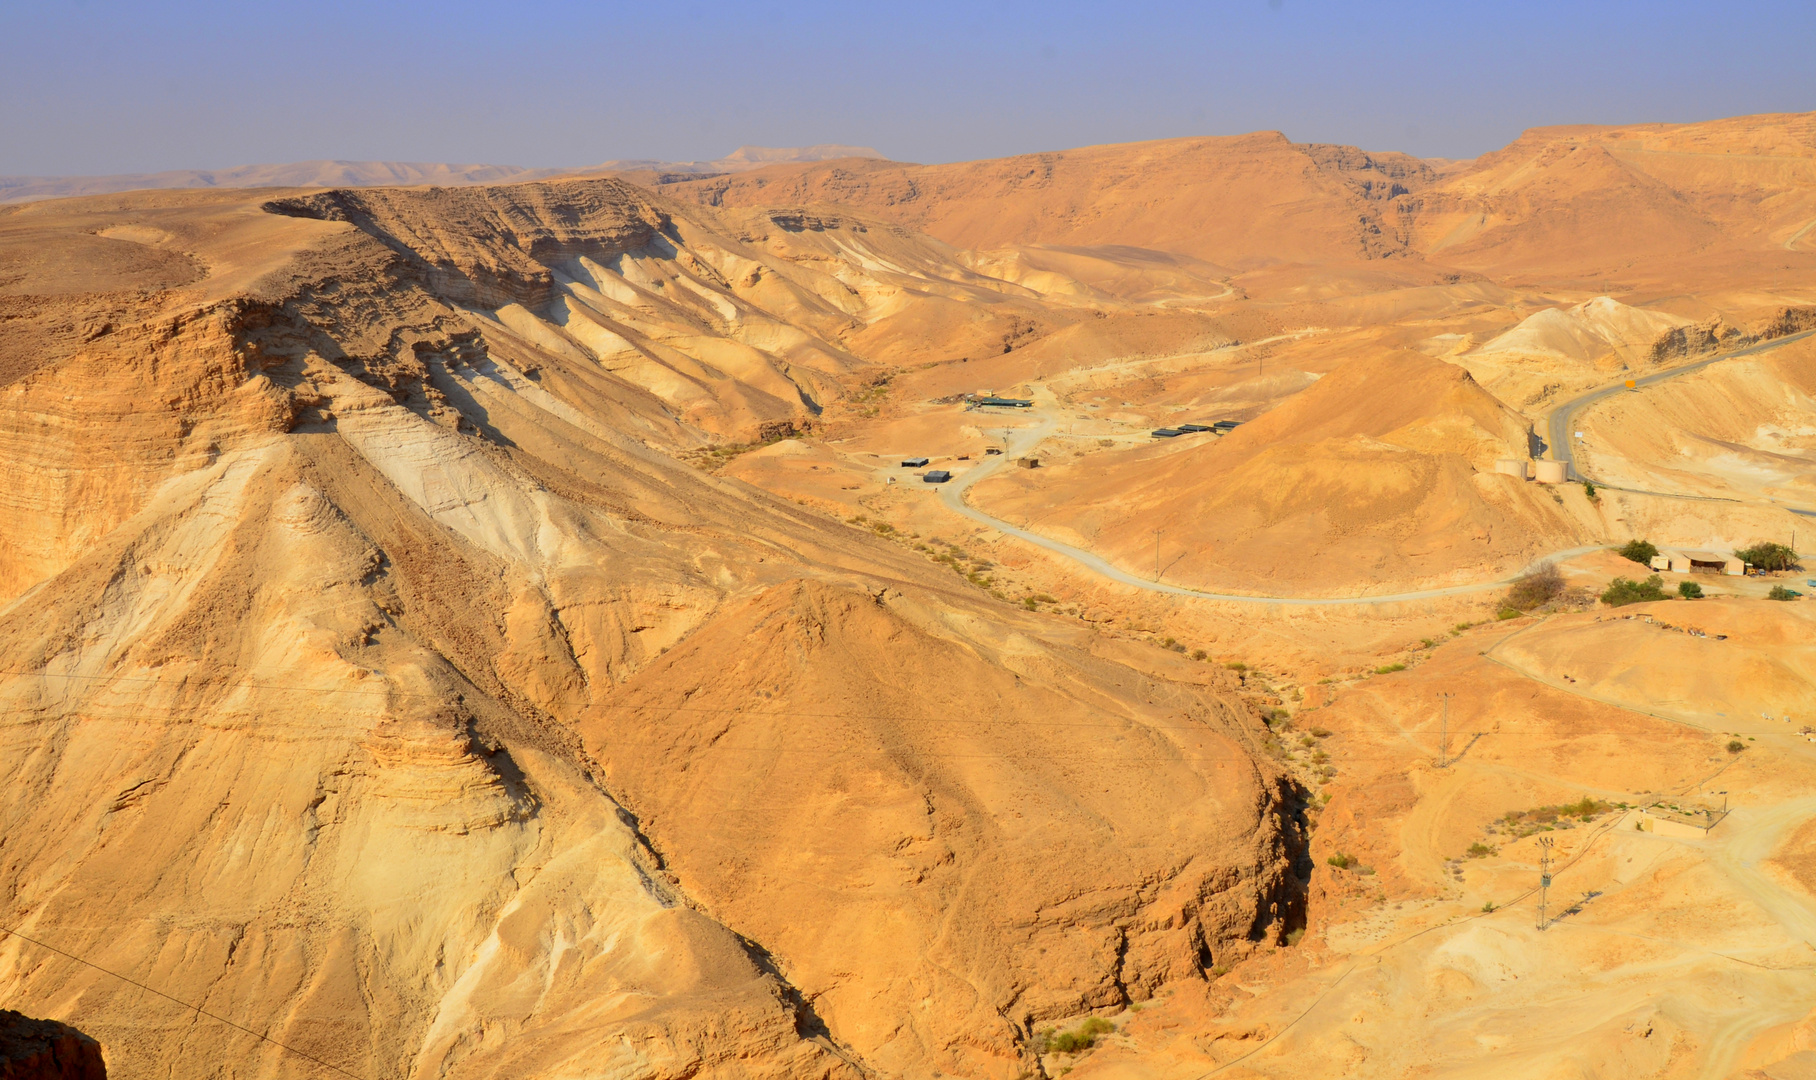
[{"xmin": 0, "ymin": 181, "xmax": 1293, "ymax": 1079}]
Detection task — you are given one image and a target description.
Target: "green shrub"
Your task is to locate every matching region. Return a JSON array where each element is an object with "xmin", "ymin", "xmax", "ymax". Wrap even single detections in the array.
[
  {"xmin": 1043, "ymin": 1017, "xmax": 1116, "ymax": 1054},
  {"xmin": 1617, "ymin": 540, "xmax": 1659, "ymax": 565},
  {"xmin": 1727, "ymin": 739, "xmax": 1746, "ymax": 753},
  {"xmin": 1768, "ymin": 585, "xmax": 1799, "ymax": 601},
  {"xmin": 1583, "ymin": 481, "xmax": 1597, "ymax": 499},
  {"xmin": 1602, "ymin": 575, "xmax": 1667, "ymax": 607},
  {"xmin": 1506, "ymin": 562, "xmax": 1565, "ymax": 610},
  {"xmin": 1465, "ymin": 842, "xmax": 1496, "ymax": 858},
  {"xmin": 1737, "ymin": 542, "xmax": 1801, "ymax": 572},
  {"xmin": 1496, "ymin": 607, "xmax": 1523, "ymax": 620},
  {"xmin": 1191, "ymin": 649, "xmax": 1208, "ymax": 661},
  {"xmin": 1327, "ymin": 852, "xmax": 1354, "ymax": 869},
  {"xmin": 1481, "ymin": 901, "xmax": 1497, "ymax": 913},
  {"xmin": 1678, "ymin": 581, "xmax": 1703, "ymax": 599},
  {"xmin": 1374, "ymin": 663, "xmax": 1406, "ymax": 675},
  {"xmin": 1225, "ymin": 661, "xmax": 1247, "ymax": 672}
]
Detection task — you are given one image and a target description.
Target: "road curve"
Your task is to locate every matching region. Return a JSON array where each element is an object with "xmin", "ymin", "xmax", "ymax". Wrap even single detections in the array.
[
  {"xmin": 1545, "ymin": 328, "xmax": 1816, "ymax": 492},
  {"xmin": 937, "ymin": 403, "xmax": 1604, "ymax": 606}
]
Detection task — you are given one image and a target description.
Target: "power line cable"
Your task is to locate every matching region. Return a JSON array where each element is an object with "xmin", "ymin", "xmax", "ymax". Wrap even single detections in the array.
[{"xmin": 0, "ymin": 922, "xmax": 365, "ymax": 1080}]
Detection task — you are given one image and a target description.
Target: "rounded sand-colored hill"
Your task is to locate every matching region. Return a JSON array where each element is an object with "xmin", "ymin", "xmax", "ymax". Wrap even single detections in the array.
[{"xmin": 973, "ymin": 350, "xmax": 1584, "ymax": 595}]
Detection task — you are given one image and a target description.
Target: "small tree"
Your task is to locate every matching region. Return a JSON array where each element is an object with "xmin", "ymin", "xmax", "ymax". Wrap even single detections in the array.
[
  {"xmin": 1737, "ymin": 542, "xmax": 1801, "ymax": 572},
  {"xmin": 1602, "ymin": 575, "xmax": 1668, "ymax": 607},
  {"xmin": 1506, "ymin": 562, "xmax": 1565, "ymax": 610},
  {"xmin": 1584, "ymin": 480, "xmax": 1597, "ymax": 499},
  {"xmin": 1678, "ymin": 580, "xmax": 1703, "ymax": 599},
  {"xmin": 1768, "ymin": 584, "xmax": 1799, "ymax": 601},
  {"xmin": 1617, "ymin": 540, "xmax": 1659, "ymax": 566}
]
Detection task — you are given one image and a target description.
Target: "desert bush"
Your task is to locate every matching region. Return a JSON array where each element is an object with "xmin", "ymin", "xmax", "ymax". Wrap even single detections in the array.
[
  {"xmin": 1616, "ymin": 540, "xmax": 1659, "ymax": 565},
  {"xmin": 1191, "ymin": 649, "xmax": 1208, "ymax": 661},
  {"xmin": 1496, "ymin": 607, "xmax": 1523, "ymax": 620},
  {"xmin": 1583, "ymin": 481, "xmax": 1597, "ymax": 499},
  {"xmin": 1042, "ymin": 1017, "xmax": 1116, "ymax": 1054},
  {"xmin": 1226, "ymin": 661, "xmax": 1246, "ymax": 671},
  {"xmin": 1601, "ymin": 575, "xmax": 1667, "ymax": 607},
  {"xmin": 1327, "ymin": 852, "xmax": 1354, "ymax": 869},
  {"xmin": 1506, "ymin": 562, "xmax": 1565, "ymax": 610},
  {"xmin": 1737, "ymin": 542, "xmax": 1801, "ymax": 572},
  {"xmin": 1465, "ymin": 842, "xmax": 1496, "ymax": 858},
  {"xmin": 1310, "ymin": 727, "xmax": 1332, "ymax": 738},
  {"xmin": 1374, "ymin": 663, "xmax": 1406, "ymax": 675},
  {"xmin": 1768, "ymin": 585, "xmax": 1799, "ymax": 601},
  {"xmin": 1727, "ymin": 739, "xmax": 1746, "ymax": 753},
  {"xmin": 1678, "ymin": 581, "xmax": 1703, "ymax": 599}
]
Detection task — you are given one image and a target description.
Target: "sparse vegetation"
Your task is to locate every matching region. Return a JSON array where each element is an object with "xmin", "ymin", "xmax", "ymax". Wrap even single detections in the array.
[
  {"xmin": 1481, "ymin": 901, "xmax": 1497, "ymax": 913},
  {"xmin": 1768, "ymin": 585, "xmax": 1799, "ymax": 601},
  {"xmin": 1617, "ymin": 540, "xmax": 1660, "ymax": 566},
  {"xmin": 1494, "ymin": 797, "xmax": 1616, "ymax": 838},
  {"xmin": 1601, "ymin": 575, "xmax": 1667, "ymax": 607},
  {"xmin": 1226, "ymin": 662, "xmax": 1247, "ymax": 672},
  {"xmin": 1191, "ymin": 649, "xmax": 1208, "ymax": 661},
  {"xmin": 1505, "ymin": 562, "xmax": 1565, "ymax": 611},
  {"xmin": 1373, "ymin": 663, "xmax": 1406, "ymax": 675},
  {"xmin": 1284, "ymin": 927, "xmax": 1305, "ymax": 946},
  {"xmin": 1736, "ymin": 541, "xmax": 1801, "ymax": 572},
  {"xmin": 1727, "ymin": 739, "xmax": 1746, "ymax": 753},
  {"xmin": 1583, "ymin": 480, "xmax": 1597, "ymax": 499},
  {"xmin": 1327, "ymin": 852, "xmax": 1354, "ymax": 869},
  {"xmin": 1678, "ymin": 581, "xmax": 1703, "ymax": 599},
  {"xmin": 1038, "ymin": 1017, "xmax": 1116, "ymax": 1055},
  {"xmin": 1496, "ymin": 607, "xmax": 1523, "ymax": 620},
  {"xmin": 1465, "ymin": 842, "xmax": 1496, "ymax": 858},
  {"xmin": 1310, "ymin": 727, "xmax": 1331, "ymax": 738}
]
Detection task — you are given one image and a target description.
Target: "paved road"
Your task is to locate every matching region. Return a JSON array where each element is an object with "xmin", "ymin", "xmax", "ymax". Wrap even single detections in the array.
[
  {"xmin": 1545, "ymin": 329, "xmax": 1816, "ymax": 494},
  {"xmin": 937, "ymin": 400, "xmax": 1605, "ymax": 606}
]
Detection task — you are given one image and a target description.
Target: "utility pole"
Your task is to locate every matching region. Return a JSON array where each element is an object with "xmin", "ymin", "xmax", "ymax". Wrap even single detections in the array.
[
  {"xmin": 1437, "ymin": 693, "xmax": 1452, "ymax": 768},
  {"xmin": 1154, "ymin": 529, "xmax": 1163, "ymax": 583},
  {"xmin": 1536, "ymin": 837, "xmax": 1555, "ymax": 931}
]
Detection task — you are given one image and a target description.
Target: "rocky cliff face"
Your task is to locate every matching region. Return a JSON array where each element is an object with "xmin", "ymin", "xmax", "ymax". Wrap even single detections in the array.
[
  {"xmin": 0, "ymin": 1011, "xmax": 106, "ymax": 1080},
  {"xmin": 0, "ymin": 181, "xmax": 1292, "ymax": 1078}
]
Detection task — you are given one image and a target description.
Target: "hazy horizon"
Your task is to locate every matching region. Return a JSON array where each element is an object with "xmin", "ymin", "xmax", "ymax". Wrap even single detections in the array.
[{"xmin": 4, "ymin": 0, "xmax": 1813, "ymax": 177}]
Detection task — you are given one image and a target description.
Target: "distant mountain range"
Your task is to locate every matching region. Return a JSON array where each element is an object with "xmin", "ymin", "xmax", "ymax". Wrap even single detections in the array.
[{"xmin": 0, "ymin": 144, "xmax": 888, "ymax": 203}]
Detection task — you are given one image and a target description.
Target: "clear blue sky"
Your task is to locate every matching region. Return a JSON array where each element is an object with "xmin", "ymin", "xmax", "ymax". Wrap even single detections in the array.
[{"xmin": 4, "ymin": 0, "xmax": 1813, "ymax": 175}]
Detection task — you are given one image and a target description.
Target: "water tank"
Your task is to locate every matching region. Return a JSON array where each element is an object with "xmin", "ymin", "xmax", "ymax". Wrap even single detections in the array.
[
  {"xmin": 1535, "ymin": 460, "xmax": 1568, "ymax": 484},
  {"xmin": 1494, "ymin": 458, "xmax": 1526, "ymax": 478}
]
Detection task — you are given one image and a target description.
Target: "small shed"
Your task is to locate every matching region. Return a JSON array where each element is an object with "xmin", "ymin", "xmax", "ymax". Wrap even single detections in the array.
[
  {"xmin": 1016, "ymin": 456, "xmax": 1039, "ymax": 469},
  {"xmin": 923, "ymin": 470, "xmax": 953, "ymax": 483},
  {"xmin": 901, "ymin": 457, "xmax": 929, "ymax": 467},
  {"xmin": 1151, "ymin": 428, "xmax": 1183, "ymax": 438},
  {"xmin": 1177, "ymin": 423, "xmax": 1214, "ymax": 433},
  {"xmin": 1211, "ymin": 420, "xmax": 1242, "ymax": 432}
]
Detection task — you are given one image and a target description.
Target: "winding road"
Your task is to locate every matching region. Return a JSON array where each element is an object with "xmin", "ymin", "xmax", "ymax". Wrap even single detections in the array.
[{"xmin": 1544, "ymin": 328, "xmax": 1816, "ymax": 515}]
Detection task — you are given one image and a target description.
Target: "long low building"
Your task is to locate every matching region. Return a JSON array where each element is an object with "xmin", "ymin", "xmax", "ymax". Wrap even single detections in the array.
[{"xmin": 1650, "ymin": 549, "xmax": 1746, "ymax": 575}]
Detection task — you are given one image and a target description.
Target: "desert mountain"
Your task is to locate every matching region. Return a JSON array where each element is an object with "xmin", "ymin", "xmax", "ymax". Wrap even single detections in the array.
[
  {"xmin": 658, "ymin": 112, "xmax": 1816, "ymax": 295},
  {"xmin": 0, "ymin": 146, "xmax": 890, "ymax": 205},
  {"xmin": 0, "ymin": 178, "xmax": 1295, "ymax": 1079}
]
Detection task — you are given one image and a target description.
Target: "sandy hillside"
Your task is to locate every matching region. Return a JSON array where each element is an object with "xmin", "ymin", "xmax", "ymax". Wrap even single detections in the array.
[
  {"xmin": 0, "ymin": 181, "xmax": 1294, "ymax": 1079},
  {"xmin": 968, "ymin": 350, "xmax": 1581, "ymax": 595}
]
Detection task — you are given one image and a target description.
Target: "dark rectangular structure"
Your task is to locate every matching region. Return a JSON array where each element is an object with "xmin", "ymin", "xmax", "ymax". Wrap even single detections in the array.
[
  {"xmin": 923, "ymin": 470, "xmax": 953, "ymax": 483},
  {"xmin": 1176, "ymin": 424, "xmax": 1213, "ymax": 433},
  {"xmin": 901, "ymin": 457, "xmax": 929, "ymax": 467},
  {"xmin": 1211, "ymin": 420, "xmax": 1242, "ymax": 432},
  {"xmin": 976, "ymin": 397, "xmax": 1033, "ymax": 408},
  {"xmin": 1151, "ymin": 428, "xmax": 1183, "ymax": 438}
]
